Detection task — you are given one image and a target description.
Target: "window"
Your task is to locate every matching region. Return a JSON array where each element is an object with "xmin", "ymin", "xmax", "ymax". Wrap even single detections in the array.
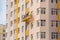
[
  {"xmin": 25, "ymin": 3, "xmax": 29, "ymax": 8},
  {"xmin": 51, "ymin": 32, "xmax": 58, "ymax": 39},
  {"xmin": 3, "ymin": 30, "xmax": 5, "ymax": 32},
  {"xmin": 10, "ymin": 31, "xmax": 12, "ymax": 36},
  {"xmin": 41, "ymin": 0, "xmax": 45, "ymax": 2},
  {"xmin": 10, "ymin": 11, "xmax": 13, "ymax": 17},
  {"xmin": 56, "ymin": 0, "xmax": 58, "ymax": 3},
  {"xmin": 37, "ymin": 8, "xmax": 40, "ymax": 15},
  {"xmin": 37, "ymin": 0, "xmax": 40, "ymax": 3},
  {"xmin": 58, "ymin": 33, "xmax": 60, "ymax": 38},
  {"xmin": 31, "ymin": 0, "xmax": 33, "ymax": 6},
  {"xmin": 22, "ymin": 0, "xmax": 24, "ymax": 1},
  {"xmin": 18, "ymin": 38, "xmax": 20, "ymax": 40},
  {"xmin": 26, "ymin": 36, "xmax": 29, "ymax": 40},
  {"xmin": 18, "ymin": 7, "xmax": 20, "ymax": 13},
  {"xmin": 14, "ymin": 29, "xmax": 16, "ymax": 34},
  {"xmin": 51, "ymin": 20, "xmax": 58, "ymax": 27},
  {"xmin": 41, "ymin": 8, "xmax": 46, "ymax": 14},
  {"xmin": 14, "ymin": 19, "xmax": 16, "ymax": 24},
  {"xmin": 56, "ymin": 21, "xmax": 58, "ymax": 27},
  {"xmin": 15, "ymin": 17, "xmax": 20, "ymax": 23},
  {"xmin": 41, "ymin": 32, "xmax": 46, "ymax": 38},
  {"xmin": 14, "ymin": 39, "xmax": 16, "ymax": 40},
  {"xmin": 51, "ymin": 0, "xmax": 53, "ymax": 3},
  {"xmin": 41, "ymin": 20, "xmax": 46, "ymax": 26},
  {"xmin": 25, "ymin": 23, "xmax": 29, "ymax": 30},
  {"xmin": 22, "ymin": 26, "xmax": 24, "ymax": 32},
  {"xmin": 37, "ymin": 20, "xmax": 46, "ymax": 26},
  {"xmin": 10, "ymin": 21, "xmax": 13, "ymax": 26},
  {"xmin": 37, "ymin": 20, "xmax": 41, "ymax": 26},
  {"xmin": 14, "ymin": 9, "xmax": 16, "ymax": 14},
  {"xmin": 31, "ymin": 23, "xmax": 33, "ymax": 29},
  {"xmin": 22, "ymin": 5, "xmax": 24, "ymax": 11},
  {"xmin": 51, "ymin": 8, "xmax": 58, "ymax": 15},
  {"xmin": 6, "ymin": 14, "xmax": 8, "ymax": 19},
  {"xmin": 31, "ymin": 34, "xmax": 33, "ymax": 40},
  {"xmin": 22, "ymin": 37, "xmax": 24, "ymax": 40},
  {"xmin": 6, "ymin": 33, "xmax": 7, "ymax": 37},
  {"xmin": 37, "ymin": 32, "xmax": 40, "ymax": 39},
  {"xmin": 51, "ymin": 0, "xmax": 58, "ymax": 3},
  {"xmin": 56, "ymin": 9, "xmax": 58, "ymax": 15},
  {"xmin": 18, "ymin": 28, "xmax": 20, "ymax": 33},
  {"xmin": 37, "ymin": 8, "xmax": 46, "ymax": 15},
  {"xmin": 3, "ymin": 38, "xmax": 5, "ymax": 40},
  {"xmin": 11, "ymin": 2, "xmax": 13, "ymax": 7},
  {"xmin": 6, "ymin": 23, "xmax": 8, "ymax": 28},
  {"xmin": 6, "ymin": 5, "xmax": 8, "ymax": 9},
  {"xmin": 18, "ymin": 17, "xmax": 20, "ymax": 23},
  {"xmin": 3, "ymin": 34, "xmax": 5, "ymax": 37},
  {"xmin": 14, "ymin": 0, "xmax": 16, "ymax": 4}
]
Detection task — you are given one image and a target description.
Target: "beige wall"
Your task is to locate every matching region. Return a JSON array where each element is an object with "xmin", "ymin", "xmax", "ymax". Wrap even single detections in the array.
[{"xmin": 6, "ymin": 0, "xmax": 58, "ymax": 40}]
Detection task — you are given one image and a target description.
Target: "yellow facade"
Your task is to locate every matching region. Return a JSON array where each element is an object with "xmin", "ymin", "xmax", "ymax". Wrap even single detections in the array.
[
  {"xmin": 16, "ymin": 0, "xmax": 19, "ymax": 40},
  {"xmin": 58, "ymin": 2, "xmax": 60, "ymax": 9},
  {"xmin": 58, "ymin": 14, "xmax": 60, "ymax": 20},
  {"xmin": 25, "ymin": 0, "xmax": 30, "ymax": 3},
  {"xmin": 25, "ymin": 8, "xmax": 30, "ymax": 14},
  {"xmin": 58, "ymin": 26, "xmax": 60, "ymax": 32},
  {"xmin": 58, "ymin": 1, "xmax": 60, "ymax": 40},
  {"xmin": 25, "ymin": 30, "xmax": 29, "ymax": 36}
]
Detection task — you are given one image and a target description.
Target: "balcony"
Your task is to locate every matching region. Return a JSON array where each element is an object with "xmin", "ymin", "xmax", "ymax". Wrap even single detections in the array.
[
  {"xmin": 58, "ymin": 14, "xmax": 60, "ymax": 21},
  {"xmin": 25, "ymin": 0, "xmax": 29, "ymax": 3},
  {"xmin": 58, "ymin": 26, "xmax": 60, "ymax": 32},
  {"xmin": 25, "ymin": 8, "xmax": 30, "ymax": 14},
  {"xmin": 22, "ymin": 14, "xmax": 32, "ymax": 22},
  {"xmin": 25, "ymin": 30, "xmax": 29, "ymax": 36},
  {"xmin": 58, "ymin": 2, "xmax": 60, "ymax": 9}
]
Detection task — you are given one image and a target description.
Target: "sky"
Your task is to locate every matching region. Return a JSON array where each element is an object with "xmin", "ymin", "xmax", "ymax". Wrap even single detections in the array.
[{"xmin": 0, "ymin": 0, "xmax": 6, "ymax": 25}]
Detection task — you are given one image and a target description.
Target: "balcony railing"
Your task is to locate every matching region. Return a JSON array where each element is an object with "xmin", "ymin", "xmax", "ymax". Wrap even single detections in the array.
[{"xmin": 22, "ymin": 14, "xmax": 32, "ymax": 22}]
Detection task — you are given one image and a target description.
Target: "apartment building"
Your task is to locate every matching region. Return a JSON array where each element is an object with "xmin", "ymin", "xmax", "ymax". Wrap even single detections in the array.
[
  {"xmin": 0, "ymin": 24, "xmax": 6, "ymax": 40},
  {"xmin": 6, "ymin": 0, "xmax": 60, "ymax": 40}
]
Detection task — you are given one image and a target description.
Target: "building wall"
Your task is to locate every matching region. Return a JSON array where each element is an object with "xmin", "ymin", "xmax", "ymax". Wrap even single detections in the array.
[
  {"xmin": 6, "ymin": 0, "xmax": 59, "ymax": 40},
  {"xmin": 0, "ymin": 24, "xmax": 6, "ymax": 40}
]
